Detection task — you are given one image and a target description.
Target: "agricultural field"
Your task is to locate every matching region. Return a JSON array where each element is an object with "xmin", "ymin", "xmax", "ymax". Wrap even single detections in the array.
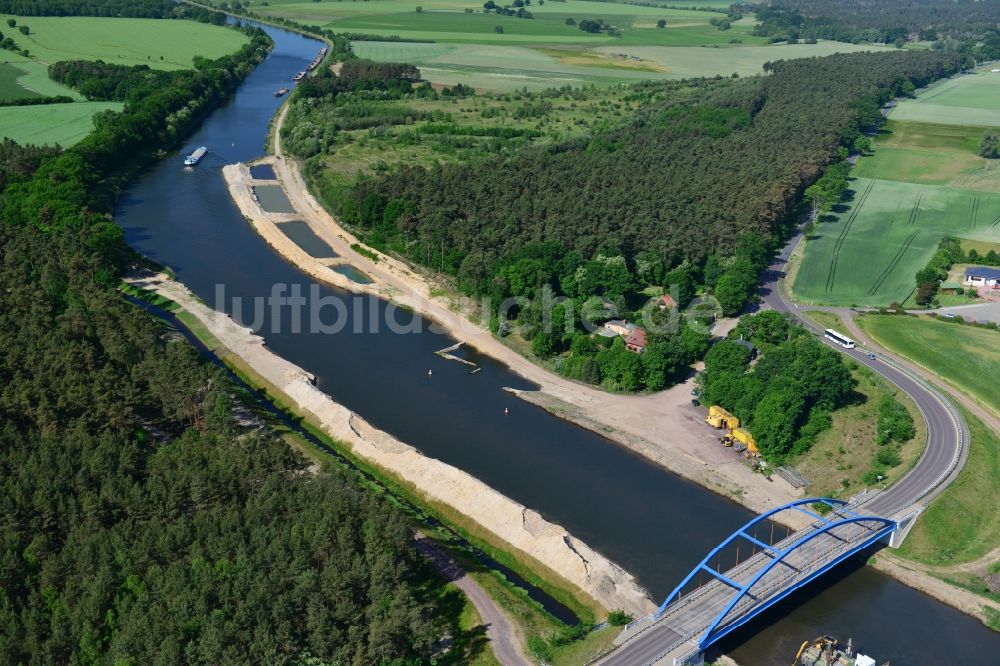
[
  {"xmin": 890, "ymin": 69, "xmax": 1000, "ymax": 127},
  {"xmin": 852, "ymin": 119, "xmax": 1000, "ymax": 191},
  {"xmin": 350, "ymin": 39, "xmax": 890, "ymax": 90},
  {"xmin": 0, "ymin": 16, "xmax": 248, "ymax": 145},
  {"xmin": 0, "ymin": 101, "xmax": 122, "ymax": 145},
  {"xmin": 792, "ymin": 178, "xmax": 1000, "ymax": 306},
  {"xmin": 856, "ymin": 314, "xmax": 1000, "ymax": 417},
  {"xmin": 794, "ymin": 67, "xmax": 1000, "ymax": 307},
  {"xmin": 0, "ymin": 15, "xmax": 249, "ymax": 70},
  {"xmin": 260, "ymin": 0, "xmax": 894, "ymax": 89}
]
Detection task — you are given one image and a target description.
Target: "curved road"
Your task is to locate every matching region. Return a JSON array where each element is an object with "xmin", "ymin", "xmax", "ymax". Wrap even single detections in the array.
[{"xmin": 762, "ymin": 228, "xmax": 968, "ymax": 516}]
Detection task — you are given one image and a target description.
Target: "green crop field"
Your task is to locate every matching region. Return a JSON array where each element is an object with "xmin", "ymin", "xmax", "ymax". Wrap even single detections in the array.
[
  {"xmin": 351, "ymin": 39, "xmax": 890, "ymax": 90},
  {"xmin": 0, "ymin": 53, "xmax": 83, "ymax": 101},
  {"xmin": 0, "ymin": 101, "xmax": 122, "ymax": 146},
  {"xmin": 0, "ymin": 16, "xmax": 248, "ymax": 145},
  {"xmin": 794, "ymin": 66, "xmax": 1000, "ymax": 306},
  {"xmin": 0, "ymin": 15, "xmax": 249, "ymax": 69},
  {"xmin": 856, "ymin": 314, "xmax": 1000, "ymax": 417},
  {"xmin": 890, "ymin": 69, "xmax": 1000, "ymax": 127},
  {"xmin": 853, "ymin": 119, "xmax": 1000, "ymax": 191},
  {"xmin": 793, "ymin": 178, "xmax": 1000, "ymax": 306},
  {"xmin": 0, "ymin": 63, "xmax": 41, "ymax": 100}
]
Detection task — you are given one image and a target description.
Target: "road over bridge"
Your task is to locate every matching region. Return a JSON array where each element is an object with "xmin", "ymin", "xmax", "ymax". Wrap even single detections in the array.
[{"xmin": 594, "ymin": 228, "xmax": 968, "ymax": 666}]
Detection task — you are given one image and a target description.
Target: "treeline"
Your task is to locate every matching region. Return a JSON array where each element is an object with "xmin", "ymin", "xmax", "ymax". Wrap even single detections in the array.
[
  {"xmin": 742, "ymin": 0, "xmax": 1000, "ymax": 56},
  {"xmin": 0, "ymin": 19, "xmax": 457, "ymax": 666},
  {"xmin": 0, "ymin": 93, "xmax": 74, "ymax": 106},
  {"xmin": 0, "ymin": 0, "xmax": 222, "ymax": 21},
  {"xmin": 698, "ymin": 311, "xmax": 855, "ymax": 462},
  {"xmin": 49, "ymin": 60, "xmax": 177, "ymax": 101},
  {"xmin": 331, "ymin": 50, "xmax": 961, "ymax": 311}
]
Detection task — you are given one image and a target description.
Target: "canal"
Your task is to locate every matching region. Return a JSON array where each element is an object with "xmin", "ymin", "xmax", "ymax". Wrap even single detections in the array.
[{"xmin": 114, "ymin": 23, "xmax": 998, "ymax": 664}]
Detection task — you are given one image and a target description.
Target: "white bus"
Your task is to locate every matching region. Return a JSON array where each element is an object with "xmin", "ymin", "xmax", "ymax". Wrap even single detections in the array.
[{"xmin": 824, "ymin": 329, "xmax": 855, "ymax": 349}]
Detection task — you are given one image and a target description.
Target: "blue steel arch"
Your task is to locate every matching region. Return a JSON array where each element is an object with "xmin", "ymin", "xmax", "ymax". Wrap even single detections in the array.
[
  {"xmin": 696, "ymin": 513, "xmax": 895, "ymax": 649},
  {"xmin": 654, "ymin": 497, "xmax": 850, "ymax": 620}
]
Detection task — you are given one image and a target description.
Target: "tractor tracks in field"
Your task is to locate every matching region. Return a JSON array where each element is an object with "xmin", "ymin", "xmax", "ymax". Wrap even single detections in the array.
[
  {"xmin": 867, "ymin": 231, "xmax": 919, "ymax": 297},
  {"xmin": 825, "ymin": 180, "xmax": 875, "ymax": 292}
]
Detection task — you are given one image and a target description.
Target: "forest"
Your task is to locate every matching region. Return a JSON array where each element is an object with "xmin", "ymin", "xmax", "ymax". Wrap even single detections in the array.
[
  {"xmin": 0, "ymin": 0, "xmax": 215, "ymax": 19},
  {"xmin": 0, "ymin": 14, "xmax": 461, "ymax": 665},
  {"xmin": 291, "ymin": 49, "xmax": 962, "ymax": 389},
  {"xmin": 744, "ymin": 0, "xmax": 1000, "ymax": 54}
]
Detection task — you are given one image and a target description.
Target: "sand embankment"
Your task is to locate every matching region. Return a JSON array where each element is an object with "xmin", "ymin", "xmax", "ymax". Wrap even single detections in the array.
[{"xmin": 126, "ymin": 269, "xmax": 655, "ymax": 617}]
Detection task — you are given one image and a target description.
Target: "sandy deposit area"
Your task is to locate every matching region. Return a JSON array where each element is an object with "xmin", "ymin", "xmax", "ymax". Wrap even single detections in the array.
[{"xmin": 126, "ymin": 270, "xmax": 654, "ymax": 616}]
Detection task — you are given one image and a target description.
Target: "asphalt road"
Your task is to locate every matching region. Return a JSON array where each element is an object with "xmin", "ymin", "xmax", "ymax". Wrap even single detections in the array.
[
  {"xmin": 597, "ymin": 228, "xmax": 969, "ymax": 666},
  {"xmin": 761, "ymin": 229, "xmax": 967, "ymax": 515}
]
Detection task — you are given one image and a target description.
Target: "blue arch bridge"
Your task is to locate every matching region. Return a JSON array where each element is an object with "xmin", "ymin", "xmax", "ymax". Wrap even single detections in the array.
[{"xmin": 595, "ymin": 495, "xmax": 921, "ymax": 666}]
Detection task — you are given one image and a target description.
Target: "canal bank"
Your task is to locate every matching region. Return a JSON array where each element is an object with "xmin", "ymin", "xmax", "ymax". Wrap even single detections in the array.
[
  {"xmin": 124, "ymin": 269, "xmax": 653, "ymax": 618},
  {"xmin": 114, "ymin": 22, "xmax": 1000, "ymax": 665}
]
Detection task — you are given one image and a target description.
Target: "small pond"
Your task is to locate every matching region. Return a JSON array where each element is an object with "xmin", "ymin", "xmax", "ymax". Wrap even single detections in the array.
[
  {"xmin": 255, "ymin": 184, "xmax": 296, "ymax": 213},
  {"xmin": 250, "ymin": 163, "xmax": 276, "ymax": 180},
  {"xmin": 277, "ymin": 221, "xmax": 337, "ymax": 258},
  {"xmin": 330, "ymin": 263, "xmax": 374, "ymax": 284}
]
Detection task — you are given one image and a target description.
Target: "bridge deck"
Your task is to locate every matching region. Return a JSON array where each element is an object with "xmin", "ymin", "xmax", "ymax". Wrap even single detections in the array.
[{"xmin": 598, "ymin": 503, "xmax": 895, "ymax": 665}]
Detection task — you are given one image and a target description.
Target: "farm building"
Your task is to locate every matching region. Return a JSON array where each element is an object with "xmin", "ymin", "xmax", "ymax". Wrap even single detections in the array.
[
  {"xmin": 964, "ymin": 266, "xmax": 1000, "ymax": 288},
  {"xmin": 939, "ymin": 280, "xmax": 963, "ymax": 295}
]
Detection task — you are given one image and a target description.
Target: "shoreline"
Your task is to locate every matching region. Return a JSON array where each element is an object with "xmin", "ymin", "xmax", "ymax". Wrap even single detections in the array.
[
  {"xmin": 221, "ymin": 112, "xmax": 1000, "ymax": 631},
  {"xmin": 233, "ymin": 124, "xmax": 812, "ymax": 523},
  {"xmin": 124, "ymin": 269, "xmax": 653, "ymax": 618}
]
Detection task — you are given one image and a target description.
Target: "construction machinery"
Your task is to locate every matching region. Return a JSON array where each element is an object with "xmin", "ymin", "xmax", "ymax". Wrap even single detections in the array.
[
  {"xmin": 706, "ymin": 405, "xmax": 739, "ymax": 429},
  {"xmin": 708, "ymin": 406, "xmax": 759, "ymax": 457}
]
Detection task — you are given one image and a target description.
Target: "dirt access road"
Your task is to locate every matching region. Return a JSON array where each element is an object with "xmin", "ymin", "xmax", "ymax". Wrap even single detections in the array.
[{"xmin": 414, "ymin": 535, "xmax": 531, "ymax": 666}]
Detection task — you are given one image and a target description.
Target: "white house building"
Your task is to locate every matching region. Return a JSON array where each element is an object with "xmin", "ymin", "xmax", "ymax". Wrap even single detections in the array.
[{"xmin": 964, "ymin": 266, "xmax": 1000, "ymax": 288}]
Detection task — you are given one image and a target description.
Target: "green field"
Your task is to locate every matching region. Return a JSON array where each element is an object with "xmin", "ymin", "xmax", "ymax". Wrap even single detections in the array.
[
  {"xmin": 0, "ymin": 101, "xmax": 122, "ymax": 145},
  {"xmin": 0, "ymin": 53, "xmax": 83, "ymax": 101},
  {"xmin": 351, "ymin": 39, "xmax": 890, "ymax": 90},
  {"xmin": 0, "ymin": 63, "xmax": 41, "ymax": 100},
  {"xmin": 890, "ymin": 70, "xmax": 1000, "ymax": 127},
  {"xmin": 852, "ymin": 119, "xmax": 1000, "ymax": 191},
  {"xmin": 793, "ymin": 178, "xmax": 1000, "ymax": 306},
  {"xmin": 856, "ymin": 314, "xmax": 1000, "ymax": 416},
  {"xmin": 0, "ymin": 16, "xmax": 248, "ymax": 145},
  {"xmin": 899, "ymin": 405, "xmax": 1000, "ymax": 565},
  {"xmin": 0, "ymin": 15, "xmax": 249, "ymax": 69},
  {"xmin": 794, "ymin": 66, "xmax": 1000, "ymax": 306}
]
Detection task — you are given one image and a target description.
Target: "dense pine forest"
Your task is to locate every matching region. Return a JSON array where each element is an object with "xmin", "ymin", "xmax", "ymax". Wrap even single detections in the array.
[
  {"xmin": 294, "ymin": 48, "xmax": 962, "ymax": 390},
  {"xmin": 0, "ymin": 13, "xmax": 459, "ymax": 665}
]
